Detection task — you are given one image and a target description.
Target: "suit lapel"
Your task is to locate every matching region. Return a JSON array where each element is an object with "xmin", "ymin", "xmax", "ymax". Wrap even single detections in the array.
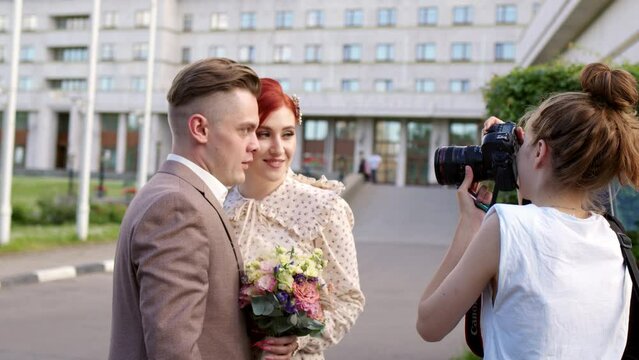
[{"xmin": 158, "ymin": 160, "xmax": 244, "ymax": 272}]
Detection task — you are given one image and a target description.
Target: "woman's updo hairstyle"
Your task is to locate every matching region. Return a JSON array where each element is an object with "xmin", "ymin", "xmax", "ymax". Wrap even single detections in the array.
[
  {"xmin": 256, "ymin": 78, "xmax": 300, "ymax": 127},
  {"xmin": 524, "ymin": 63, "xmax": 639, "ymax": 194}
]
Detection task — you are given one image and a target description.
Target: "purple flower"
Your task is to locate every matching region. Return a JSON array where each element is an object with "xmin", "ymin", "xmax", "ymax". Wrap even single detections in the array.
[
  {"xmin": 276, "ymin": 291, "xmax": 289, "ymax": 304},
  {"xmin": 294, "ymin": 274, "xmax": 306, "ymax": 284}
]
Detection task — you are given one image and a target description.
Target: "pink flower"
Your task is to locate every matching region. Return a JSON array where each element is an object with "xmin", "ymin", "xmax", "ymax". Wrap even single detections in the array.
[
  {"xmin": 239, "ymin": 284, "xmax": 261, "ymax": 308},
  {"xmin": 293, "ymin": 281, "xmax": 323, "ymax": 320},
  {"xmin": 255, "ymin": 273, "xmax": 277, "ymax": 292}
]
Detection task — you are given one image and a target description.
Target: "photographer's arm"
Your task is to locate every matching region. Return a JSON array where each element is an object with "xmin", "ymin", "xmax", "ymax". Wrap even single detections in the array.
[{"xmin": 416, "ymin": 166, "xmax": 499, "ymax": 342}]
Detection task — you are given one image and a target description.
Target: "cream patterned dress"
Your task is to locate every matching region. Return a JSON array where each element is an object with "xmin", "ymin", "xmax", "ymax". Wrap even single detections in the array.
[{"xmin": 223, "ymin": 171, "xmax": 365, "ymax": 359}]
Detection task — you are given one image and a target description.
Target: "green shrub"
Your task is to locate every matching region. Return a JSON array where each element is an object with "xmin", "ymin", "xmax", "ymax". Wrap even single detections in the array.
[
  {"xmin": 90, "ymin": 202, "xmax": 127, "ymax": 224},
  {"xmin": 37, "ymin": 196, "xmax": 76, "ymax": 225},
  {"xmin": 11, "ymin": 195, "xmax": 127, "ymax": 225}
]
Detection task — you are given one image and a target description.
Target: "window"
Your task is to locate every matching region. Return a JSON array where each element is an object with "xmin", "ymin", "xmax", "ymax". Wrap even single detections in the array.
[
  {"xmin": 208, "ymin": 45, "xmax": 226, "ymax": 58},
  {"xmin": 305, "ymin": 44, "xmax": 321, "ymax": 63},
  {"xmin": 450, "ymin": 79, "xmax": 470, "ymax": 93},
  {"xmin": 275, "ymin": 11, "xmax": 293, "ymax": 29},
  {"xmin": 341, "ymin": 79, "xmax": 360, "ymax": 92},
  {"xmin": 18, "ymin": 76, "xmax": 32, "ymax": 91},
  {"xmin": 101, "ymin": 43, "xmax": 114, "ymax": 61},
  {"xmin": 49, "ymin": 79, "xmax": 87, "ymax": 91},
  {"xmin": 103, "ymin": 11, "xmax": 118, "ymax": 28},
  {"xmin": 210, "ymin": 12, "xmax": 228, "ymax": 30},
  {"xmin": 374, "ymin": 79, "xmax": 393, "ymax": 92},
  {"xmin": 378, "ymin": 8, "xmax": 396, "ymax": 27},
  {"xmin": 416, "ymin": 43, "xmax": 436, "ymax": 62},
  {"xmin": 54, "ymin": 15, "xmax": 90, "ymax": 30},
  {"xmin": 135, "ymin": 10, "xmax": 150, "ymax": 27},
  {"xmin": 415, "ymin": 79, "xmax": 435, "ymax": 93},
  {"xmin": 273, "ymin": 45, "xmax": 291, "ymax": 63},
  {"xmin": 278, "ymin": 79, "xmax": 290, "ymax": 92},
  {"xmin": 240, "ymin": 12, "xmax": 256, "ymax": 30},
  {"xmin": 533, "ymin": 2, "xmax": 542, "ymax": 15},
  {"xmin": 131, "ymin": 77, "xmax": 146, "ymax": 92},
  {"xmin": 53, "ymin": 47, "xmax": 88, "ymax": 62},
  {"xmin": 495, "ymin": 42, "xmax": 515, "ymax": 61},
  {"xmin": 99, "ymin": 76, "xmax": 114, "ymax": 91},
  {"xmin": 496, "ymin": 5, "xmax": 517, "ymax": 24},
  {"xmin": 453, "ymin": 6, "xmax": 473, "ymax": 25},
  {"xmin": 306, "ymin": 10, "xmax": 324, "ymax": 28},
  {"xmin": 418, "ymin": 7, "xmax": 438, "ymax": 26},
  {"xmin": 183, "ymin": 14, "xmax": 193, "ymax": 31},
  {"xmin": 133, "ymin": 43, "xmax": 148, "ymax": 61},
  {"xmin": 376, "ymin": 44, "xmax": 394, "ymax": 62},
  {"xmin": 20, "ymin": 45, "xmax": 35, "ymax": 62},
  {"xmin": 23, "ymin": 15, "xmax": 37, "ymax": 31},
  {"xmin": 239, "ymin": 45, "xmax": 255, "ymax": 63},
  {"xmin": 303, "ymin": 79, "xmax": 321, "ymax": 92},
  {"xmin": 451, "ymin": 42, "xmax": 472, "ymax": 61},
  {"xmin": 345, "ymin": 9, "xmax": 363, "ymax": 27},
  {"xmin": 0, "ymin": 15, "xmax": 7, "ymax": 31},
  {"xmin": 450, "ymin": 122, "xmax": 478, "ymax": 145},
  {"xmin": 343, "ymin": 44, "xmax": 361, "ymax": 62},
  {"xmin": 181, "ymin": 47, "xmax": 191, "ymax": 64}
]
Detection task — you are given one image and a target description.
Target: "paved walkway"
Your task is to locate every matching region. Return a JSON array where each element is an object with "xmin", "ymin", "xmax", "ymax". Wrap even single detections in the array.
[{"xmin": 0, "ymin": 182, "xmax": 468, "ymax": 359}]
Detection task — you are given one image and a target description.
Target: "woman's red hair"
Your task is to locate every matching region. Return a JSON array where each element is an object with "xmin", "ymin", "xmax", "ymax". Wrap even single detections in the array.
[{"xmin": 257, "ymin": 78, "xmax": 299, "ymax": 126}]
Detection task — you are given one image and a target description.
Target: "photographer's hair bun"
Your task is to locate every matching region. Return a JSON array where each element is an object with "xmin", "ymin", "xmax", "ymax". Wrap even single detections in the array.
[{"xmin": 580, "ymin": 63, "xmax": 638, "ymax": 112}]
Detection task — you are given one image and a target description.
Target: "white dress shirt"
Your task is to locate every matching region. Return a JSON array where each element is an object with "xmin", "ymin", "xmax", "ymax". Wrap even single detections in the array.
[{"xmin": 166, "ymin": 153, "xmax": 228, "ymax": 205}]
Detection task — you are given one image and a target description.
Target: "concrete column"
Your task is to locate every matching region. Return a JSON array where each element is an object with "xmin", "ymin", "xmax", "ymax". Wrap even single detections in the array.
[
  {"xmin": 429, "ymin": 119, "xmax": 450, "ymax": 184},
  {"xmin": 148, "ymin": 113, "xmax": 158, "ymax": 174},
  {"xmin": 24, "ymin": 111, "xmax": 38, "ymax": 169},
  {"xmin": 324, "ymin": 120, "xmax": 335, "ymax": 175},
  {"xmin": 292, "ymin": 128, "xmax": 303, "ymax": 171},
  {"xmin": 115, "ymin": 113, "xmax": 127, "ymax": 174},
  {"xmin": 396, "ymin": 119, "xmax": 407, "ymax": 187},
  {"xmin": 68, "ymin": 103, "xmax": 82, "ymax": 171},
  {"xmin": 91, "ymin": 112, "xmax": 101, "ymax": 172}
]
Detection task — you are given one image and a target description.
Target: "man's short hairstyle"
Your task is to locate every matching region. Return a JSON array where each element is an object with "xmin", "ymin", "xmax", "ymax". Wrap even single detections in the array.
[{"xmin": 167, "ymin": 57, "xmax": 260, "ymax": 108}]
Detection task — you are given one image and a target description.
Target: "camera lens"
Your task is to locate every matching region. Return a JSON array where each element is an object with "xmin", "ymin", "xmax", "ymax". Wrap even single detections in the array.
[{"xmin": 434, "ymin": 146, "xmax": 485, "ymax": 185}]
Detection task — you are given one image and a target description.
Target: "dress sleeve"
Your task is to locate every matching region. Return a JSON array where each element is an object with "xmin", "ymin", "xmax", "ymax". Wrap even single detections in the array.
[{"xmin": 296, "ymin": 195, "xmax": 365, "ymax": 355}]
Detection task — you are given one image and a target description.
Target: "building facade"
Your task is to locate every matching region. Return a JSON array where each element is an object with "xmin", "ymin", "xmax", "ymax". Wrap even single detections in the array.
[{"xmin": 0, "ymin": 0, "xmax": 542, "ymax": 185}]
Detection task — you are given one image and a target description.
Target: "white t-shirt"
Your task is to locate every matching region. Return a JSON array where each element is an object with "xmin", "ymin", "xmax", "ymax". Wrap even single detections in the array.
[
  {"xmin": 481, "ymin": 204, "xmax": 631, "ymax": 360},
  {"xmin": 367, "ymin": 154, "xmax": 382, "ymax": 170}
]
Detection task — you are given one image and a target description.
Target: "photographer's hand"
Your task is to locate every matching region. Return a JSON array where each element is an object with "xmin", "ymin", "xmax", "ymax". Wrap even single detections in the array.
[
  {"xmin": 483, "ymin": 116, "xmax": 525, "ymax": 144},
  {"xmin": 458, "ymin": 166, "xmax": 491, "ymax": 228}
]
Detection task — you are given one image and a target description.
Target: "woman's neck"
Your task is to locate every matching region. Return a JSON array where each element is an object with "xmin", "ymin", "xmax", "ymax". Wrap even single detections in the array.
[
  {"xmin": 530, "ymin": 191, "xmax": 589, "ymax": 218},
  {"xmin": 238, "ymin": 176, "xmax": 285, "ymax": 200}
]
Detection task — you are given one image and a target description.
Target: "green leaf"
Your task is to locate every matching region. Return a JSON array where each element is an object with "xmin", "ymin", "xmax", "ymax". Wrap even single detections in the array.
[
  {"xmin": 288, "ymin": 313, "xmax": 298, "ymax": 326},
  {"xmin": 251, "ymin": 296, "xmax": 275, "ymax": 316}
]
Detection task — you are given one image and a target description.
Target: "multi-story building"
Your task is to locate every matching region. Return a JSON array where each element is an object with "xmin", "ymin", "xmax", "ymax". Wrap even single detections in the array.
[{"xmin": 0, "ymin": 0, "xmax": 542, "ymax": 186}]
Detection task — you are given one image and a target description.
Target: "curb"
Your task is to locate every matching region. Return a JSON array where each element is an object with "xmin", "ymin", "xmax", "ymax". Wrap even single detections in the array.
[{"xmin": 0, "ymin": 259, "xmax": 114, "ymax": 290}]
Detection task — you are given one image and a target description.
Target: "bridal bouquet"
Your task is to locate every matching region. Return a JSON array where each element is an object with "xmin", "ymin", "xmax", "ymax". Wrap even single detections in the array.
[{"xmin": 240, "ymin": 245, "xmax": 326, "ymax": 337}]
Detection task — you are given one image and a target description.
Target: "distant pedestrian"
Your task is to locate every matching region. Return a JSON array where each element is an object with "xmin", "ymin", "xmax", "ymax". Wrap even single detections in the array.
[
  {"xmin": 367, "ymin": 153, "xmax": 382, "ymax": 183},
  {"xmin": 357, "ymin": 151, "xmax": 369, "ymax": 182}
]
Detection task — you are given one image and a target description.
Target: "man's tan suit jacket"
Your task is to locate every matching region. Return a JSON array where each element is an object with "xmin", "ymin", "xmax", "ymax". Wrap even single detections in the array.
[{"xmin": 109, "ymin": 161, "xmax": 250, "ymax": 360}]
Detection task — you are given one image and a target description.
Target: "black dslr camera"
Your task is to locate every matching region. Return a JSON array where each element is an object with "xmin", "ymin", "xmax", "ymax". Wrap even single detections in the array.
[{"xmin": 434, "ymin": 122, "xmax": 519, "ymax": 193}]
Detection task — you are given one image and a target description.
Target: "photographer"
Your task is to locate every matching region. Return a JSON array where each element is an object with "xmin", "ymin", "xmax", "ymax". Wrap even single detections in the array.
[{"xmin": 416, "ymin": 63, "xmax": 638, "ymax": 358}]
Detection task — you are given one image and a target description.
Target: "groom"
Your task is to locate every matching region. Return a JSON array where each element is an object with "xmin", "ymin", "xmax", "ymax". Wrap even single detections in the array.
[{"xmin": 109, "ymin": 58, "xmax": 260, "ymax": 359}]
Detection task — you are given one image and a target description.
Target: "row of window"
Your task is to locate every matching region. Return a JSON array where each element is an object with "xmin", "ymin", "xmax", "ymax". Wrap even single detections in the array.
[
  {"xmin": 16, "ymin": 76, "xmax": 472, "ymax": 94},
  {"xmin": 0, "ymin": 3, "xmax": 536, "ymax": 32},
  {"xmin": 202, "ymin": 4, "xmax": 523, "ymax": 31},
  {"xmin": 9, "ymin": 42, "xmax": 516, "ymax": 64},
  {"xmin": 0, "ymin": 11, "xmax": 150, "ymax": 32},
  {"xmin": 203, "ymin": 42, "xmax": 515, "ymax": 64}
]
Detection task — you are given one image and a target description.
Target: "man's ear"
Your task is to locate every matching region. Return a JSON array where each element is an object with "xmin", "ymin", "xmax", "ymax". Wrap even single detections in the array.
[{"xmin": 187, "ymin": 114, "xmax": 208, "ymax": 144}]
